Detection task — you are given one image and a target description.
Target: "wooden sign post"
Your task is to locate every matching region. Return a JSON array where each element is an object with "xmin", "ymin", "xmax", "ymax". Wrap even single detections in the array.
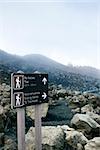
[
  {"xmin": 35, "ymin": 104, "xmax": 42, "ymax": 150},
  {"xmin": 17, "ymin": 108, "xmax": 25, "ymax": 150},
  {"xmin": 11, "ymin": 71, "xmax": 25, "ymax": 150},
  {"xmin": 11, "ymin": 71, "xmax": 48, "ymax": 150}
]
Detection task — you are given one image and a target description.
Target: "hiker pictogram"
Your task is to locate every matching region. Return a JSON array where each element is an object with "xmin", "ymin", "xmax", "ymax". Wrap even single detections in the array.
[
  {"xmin": 15, "ymin": 93, "xmax": 22, "ymax": 106},
  {"xmin": 14, "ymin": 92, "xmax": 24, "ymax": 107},
  {"xmin": 16, "ymin": 76, "xmax": 21, "ymax": 88}
]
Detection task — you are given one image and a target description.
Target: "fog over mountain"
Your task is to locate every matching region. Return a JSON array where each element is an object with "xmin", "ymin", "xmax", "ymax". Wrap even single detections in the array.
[
  {"xmin": 0, "ymin": 49, "xmax": 100, "ymax": 91},
  {"xmin": 0, "ymin": 49, "xmax": 100, "ymax": 77},
  {"xmin": 23, "ymin": 54, "xmax": 100, "ymax": 78}
]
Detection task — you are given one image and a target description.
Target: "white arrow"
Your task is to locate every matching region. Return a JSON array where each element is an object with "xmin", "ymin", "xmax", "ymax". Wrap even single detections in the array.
[
  {"xmin": 42, "ymin": 77, "xmax": 47, "ymax": 85},
  {"xmin": 42, "ymin": 92, "xmax": 47, "ymax": 99}
]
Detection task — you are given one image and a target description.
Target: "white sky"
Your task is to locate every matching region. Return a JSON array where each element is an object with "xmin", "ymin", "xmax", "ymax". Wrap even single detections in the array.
[{"xmin": 0, "ymin": 0, "xmax": 100, "ymax": 69}]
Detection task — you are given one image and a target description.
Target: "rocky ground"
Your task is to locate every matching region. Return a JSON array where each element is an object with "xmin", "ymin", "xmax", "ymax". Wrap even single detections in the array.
[{"xmin": 0, "ymin": 83, "xmax": 100, "ymax": 150}]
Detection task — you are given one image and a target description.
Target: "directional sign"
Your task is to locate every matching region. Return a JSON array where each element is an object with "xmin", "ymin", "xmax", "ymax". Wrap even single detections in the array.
[{"xmin": 11, "ymin": 73, "xmax": 48, "ymax": 109}]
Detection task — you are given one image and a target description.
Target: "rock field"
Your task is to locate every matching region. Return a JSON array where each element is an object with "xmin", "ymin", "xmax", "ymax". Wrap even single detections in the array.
[{"xmin": 0, "ymin": 83, "xmax": 100, "ymax": 150}]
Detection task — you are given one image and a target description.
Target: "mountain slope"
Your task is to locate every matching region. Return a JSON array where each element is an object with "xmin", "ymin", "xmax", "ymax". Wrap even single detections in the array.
[
  {"xmin": 23, "ymin": 54, "xmax": 100, "ymax": 79},
  {"xmin": 0, "ymin": 49, "xmax": 100, "ymax": 91},
  {"xmin": 0, "ymin": 49, "xmax": 100, "ymax": 79}
]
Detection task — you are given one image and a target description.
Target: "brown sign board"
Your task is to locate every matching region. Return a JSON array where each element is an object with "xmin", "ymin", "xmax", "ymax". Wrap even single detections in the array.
[{"xmin": 11, "ymin": 73, "xmax": 48, "ymax": 109}]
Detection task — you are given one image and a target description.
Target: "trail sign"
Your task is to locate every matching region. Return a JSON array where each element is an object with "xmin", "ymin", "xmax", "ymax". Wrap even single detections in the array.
[{"xmin": 11, "ymin": 73, "xmax": 48, "ymax": 109}]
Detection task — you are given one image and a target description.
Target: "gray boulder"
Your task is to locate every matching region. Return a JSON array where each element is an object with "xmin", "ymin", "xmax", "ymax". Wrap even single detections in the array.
[
  {"xmin": 81, "ymin": 104, "xmax": 94, "ymax": 114},
  {"xmin": 85, "ymin": 137, "xmax": 100, "ymax": 150},
  {"xmin": 86, "ymin": 112, "xmax": 100, "ymax": 125},
  {"xmin": 26, "ymin": 103, "xmax": 48, "ymax": 120},
  {"xmin": 65, "ymin": 130, "xmax": 88, "ymax": 150},
  {"xmin": 94, "ymin": 106, "xmax": 100, "ymax": 114},
  {"xmin": 60, "ymin": 125, "xmax": 88, "ymax": 150},
  {"xmin": 4, "ymin": 135, "xmax": 17, "ymax": 150},
  {"xmin": 71, "ymin": 114, "xmax": 100, "ymax": 133},
  {"xmin": 57, "ymin": 89, "xmax": 67, "ymax": 98},
  {"xmin": 25, "ymin": 126, "xmax": 65, "ymax": 150},
  {"xmin": 4, "ymin": 85, "xmax": 10, "ymax": 92},
  {"xmin": 72, "ymin": 107, "xmax": 80, "ymax": 113},
  {"xmin": 3, "ymin": 91, "xmax": 10, "ymax": 98}
]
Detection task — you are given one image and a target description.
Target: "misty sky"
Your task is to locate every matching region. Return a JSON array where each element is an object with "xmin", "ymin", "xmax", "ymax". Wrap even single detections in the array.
[{"xmin": 0, "ymin": 0, "xmax": 100, "ymax": 69}]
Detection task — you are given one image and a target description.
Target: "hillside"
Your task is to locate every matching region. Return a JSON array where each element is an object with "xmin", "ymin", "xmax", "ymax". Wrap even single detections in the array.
[
  {"xmin": 0, "ymin": 49, "xmax": 100, "ymax": 91},
  {"xmin": 23, "ymin": 54, "xmax": 100, "ymax": 79}
]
